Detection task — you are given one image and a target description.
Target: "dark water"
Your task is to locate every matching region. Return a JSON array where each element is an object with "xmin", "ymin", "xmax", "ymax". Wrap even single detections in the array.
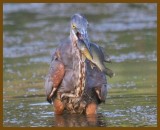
[{"xmin": 3, "ymin": 3, "xmax": 157, "ymax": 127}]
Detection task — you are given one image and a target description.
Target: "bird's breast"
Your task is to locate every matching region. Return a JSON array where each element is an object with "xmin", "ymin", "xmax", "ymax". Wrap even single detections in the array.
[{"xmin": 72, "ymin": 45, "xmax": 86, "ymax": 97}]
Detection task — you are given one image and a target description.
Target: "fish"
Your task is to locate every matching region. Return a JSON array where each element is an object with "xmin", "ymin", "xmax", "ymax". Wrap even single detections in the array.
[
  {"xmin": 77, "ymin": 39, "xmax": 114, "ymax": 78},
  {"xmin": 77, "ymin": 39, "xmax": 93, "ymax": 61}
]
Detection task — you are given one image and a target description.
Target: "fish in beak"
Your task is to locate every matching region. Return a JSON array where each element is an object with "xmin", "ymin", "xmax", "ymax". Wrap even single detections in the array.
[
  {"xmin": 77, "ymin": 38, "xmax": 93, "ymax": 61},
  {"xmin": 71, "ymin": 27, "xmax": 93, "ymax": 60}
]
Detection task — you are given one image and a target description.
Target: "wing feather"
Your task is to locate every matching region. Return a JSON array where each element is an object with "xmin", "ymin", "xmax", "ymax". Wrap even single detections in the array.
[{"xmin": 44, "ymin": 55, "xmax": 65, "ymax": 103}]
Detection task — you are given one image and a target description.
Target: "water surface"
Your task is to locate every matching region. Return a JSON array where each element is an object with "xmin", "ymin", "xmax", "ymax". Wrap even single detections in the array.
[{"xmin": 3, "ymin": 3, "xmax": 157, "ymax": 127}]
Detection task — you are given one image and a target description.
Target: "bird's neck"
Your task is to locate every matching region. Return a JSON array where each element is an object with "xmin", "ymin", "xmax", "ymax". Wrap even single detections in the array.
[
  {"xmin": 72, "ymin": 40, "xmax": 86, "ymax": 97},
  {"xmin": 70, "ymin": 30, "xmax": 77, "ymax": 45}
]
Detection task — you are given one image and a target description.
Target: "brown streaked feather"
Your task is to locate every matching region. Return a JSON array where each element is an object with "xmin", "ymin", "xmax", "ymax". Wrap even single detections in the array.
[
  {"xmin": 45, "ymin": 60, "xmax": 65, "ymax": 103},
  {"xmin": 51, "ymin": 61, "xmax": 65, "ymax": 88}
]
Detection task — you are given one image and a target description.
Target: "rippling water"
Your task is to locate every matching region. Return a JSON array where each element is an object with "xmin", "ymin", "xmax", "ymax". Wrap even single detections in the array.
[{"xmin": 3, "ymin": 3, "xmax": 157, "ymax": 127}]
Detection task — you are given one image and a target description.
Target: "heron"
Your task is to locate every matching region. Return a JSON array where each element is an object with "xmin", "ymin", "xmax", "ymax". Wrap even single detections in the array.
[{"xmin": 44, "ymin": 13, "xmax": 112, "ymax": 115}]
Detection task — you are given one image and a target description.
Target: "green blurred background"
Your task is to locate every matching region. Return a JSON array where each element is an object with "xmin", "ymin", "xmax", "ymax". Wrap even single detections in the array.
[{"xmin": 3, "ymin": 3, "xmax": 157, "ymax": 127}]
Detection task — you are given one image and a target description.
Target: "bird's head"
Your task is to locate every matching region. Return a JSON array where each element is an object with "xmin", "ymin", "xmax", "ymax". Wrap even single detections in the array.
[
  {"xmin": 70, "ymin": 13, "xmax": 92, "ymax": 59},
  {"xmin": 70, "ymin": 13, "xmax": 89, "ymax": 42}
]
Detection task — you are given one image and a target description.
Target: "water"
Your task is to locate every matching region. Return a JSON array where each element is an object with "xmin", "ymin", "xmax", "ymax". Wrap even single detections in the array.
[{"xmin": 3, "ymin": 3, "xmax": 157, "ymax": 127}]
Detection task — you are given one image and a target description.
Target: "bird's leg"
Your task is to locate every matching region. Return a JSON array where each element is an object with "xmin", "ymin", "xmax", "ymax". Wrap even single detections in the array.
[
  {"xmin": 53, "ymin": 98, "xmax": 64, "ymax": 115},
  {"xmin": 85, "ymin": 102, "xmax": 97, "ymax": 115}
]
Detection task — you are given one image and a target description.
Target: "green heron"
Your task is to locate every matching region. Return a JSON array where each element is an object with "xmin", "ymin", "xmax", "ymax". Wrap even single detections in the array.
[{"xmin": 44, "ymin": 13, "xmax": 112, "ymax": 115}]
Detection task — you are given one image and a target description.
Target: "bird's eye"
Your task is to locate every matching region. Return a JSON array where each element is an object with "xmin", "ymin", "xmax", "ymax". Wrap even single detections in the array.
[{"xmin": 72, "ymin": 24, "xmax": 76, "ymax": 29}]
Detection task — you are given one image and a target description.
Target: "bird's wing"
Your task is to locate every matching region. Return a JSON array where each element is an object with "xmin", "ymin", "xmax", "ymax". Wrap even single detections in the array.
[
  {"xmin": 44, "ymin": 50, "xmax": 65, "ymax": 103},
  {"xmin": 94, "ymin": 83, "xmax": 107, "ymax": 103},
  {"xmin": 86, "ymin": 62, "xmax": 107, "ymax": 103}
]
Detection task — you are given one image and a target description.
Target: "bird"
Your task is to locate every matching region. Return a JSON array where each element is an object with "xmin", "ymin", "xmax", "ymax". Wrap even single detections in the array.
[
  {"xmin": 44, "ymin": 13, "xmax": 112, "ymax": 115},
  {"xmin": 77, "ymin": 39, "xmax": 114, "ymax": 78}
]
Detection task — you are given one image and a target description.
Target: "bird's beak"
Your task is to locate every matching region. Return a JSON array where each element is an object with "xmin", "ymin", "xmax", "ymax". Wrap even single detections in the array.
[
  {"xmin": 77, "ymin": 29, "xmax": 93, "ymax": 60},
  {"xmin": 71, "ymin": 28, "xmax": 93, "ymax": 59}
]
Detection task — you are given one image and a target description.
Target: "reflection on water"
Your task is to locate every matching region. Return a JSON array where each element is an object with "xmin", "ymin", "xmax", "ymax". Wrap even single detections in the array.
[
  {"xmin": 3, "ymin": 3, "xmax": 157, "ymax": 127},
  {"xmin": 3, "ymin": 96, "xmax": 157, "ymax": 127},
  {"xmin": 53, "ymin": 113, "xmax": 106, "ymax": 127}
]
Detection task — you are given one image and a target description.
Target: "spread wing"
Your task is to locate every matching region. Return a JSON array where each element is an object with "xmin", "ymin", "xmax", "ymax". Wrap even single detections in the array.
[{"xmin": 44, "ymin": 50, "xmax": 65, "ymax": 103}]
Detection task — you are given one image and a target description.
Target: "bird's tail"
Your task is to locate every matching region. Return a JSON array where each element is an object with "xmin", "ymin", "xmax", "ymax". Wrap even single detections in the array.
[{"xmin": 103, "ymin": 67, "xmax": 115, "ymax": 78}]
